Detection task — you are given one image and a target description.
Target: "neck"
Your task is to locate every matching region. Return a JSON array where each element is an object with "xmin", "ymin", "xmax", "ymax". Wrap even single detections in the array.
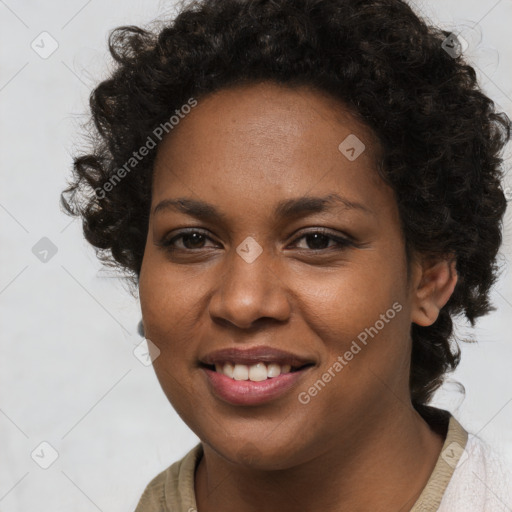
[{"xmin": 195, "ymin": 404, "xmax": 445, "ymax": 512}]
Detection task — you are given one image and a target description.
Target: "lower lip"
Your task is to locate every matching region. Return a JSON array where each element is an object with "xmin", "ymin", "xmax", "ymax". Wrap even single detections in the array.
[{"xmin": 201, "ymin": 366, "xmax": 312, "ymax": 406}]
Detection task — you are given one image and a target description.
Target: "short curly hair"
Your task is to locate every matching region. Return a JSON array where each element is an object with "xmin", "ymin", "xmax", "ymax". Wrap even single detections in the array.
[{"xmin": 61, "ymin": 0, "xmax": 511, "ymax": 414}]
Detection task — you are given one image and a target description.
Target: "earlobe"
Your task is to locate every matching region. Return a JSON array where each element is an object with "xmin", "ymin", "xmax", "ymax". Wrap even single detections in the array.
[
  {"xmin": 138, "ymin": 318, "xmax": 145, "ymax": 337},
  {"xmin": 411, "ymin": 255, "xmax": 458, "ymax": 327}
]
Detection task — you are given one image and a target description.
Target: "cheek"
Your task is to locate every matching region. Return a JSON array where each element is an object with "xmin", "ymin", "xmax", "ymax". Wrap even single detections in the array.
[
  {"xmin": 139, "ymin": 259, "xmax": 206, "ymax": 414},
  {"xmin": 292, "ymin": 248, "xmax": 410, "ymax": 387},
  {"xmin": 139, "ymin": 248, "xmax": 176, "ymax": 315},
  {"xmin": 139, "ymin": 254, "xmax": 209, "ymax": 354},
  {"xmin": 296, "ymin": 256, "xmax": 405, "ymax": 335}
]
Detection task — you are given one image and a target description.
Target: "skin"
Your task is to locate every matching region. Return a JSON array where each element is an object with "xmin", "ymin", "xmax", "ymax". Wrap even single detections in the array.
[{"xmin": 138, "ymin": 81, "xmax": 458, "ymax": 512}]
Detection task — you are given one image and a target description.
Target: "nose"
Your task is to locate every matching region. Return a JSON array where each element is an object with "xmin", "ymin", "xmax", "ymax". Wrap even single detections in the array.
[{"xmin": 208, "ymin": 242, "xmax": 291, "ymax": 330}]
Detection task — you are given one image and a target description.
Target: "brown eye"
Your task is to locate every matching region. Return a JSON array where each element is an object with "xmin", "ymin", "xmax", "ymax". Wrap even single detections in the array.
[
  {"xmin": 291, "ymin": 230, "xmax": 355, "ymax": 251},
  {"xmin": 158, "ymin": 230, "xmax": 218, "ymax": 251}
]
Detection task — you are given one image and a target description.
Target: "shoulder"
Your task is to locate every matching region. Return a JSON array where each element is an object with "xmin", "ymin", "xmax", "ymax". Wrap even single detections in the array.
[
  {"xmin": 134, "ymin": 443, "xmax": 203, "ymax": 512},
  {"xmin": 438, "ymin": 432, "xmax": 512, "ymax": 511},
  {"xmin": 411, "ymin": 406, "xmax": 512, "ymax": 512}
]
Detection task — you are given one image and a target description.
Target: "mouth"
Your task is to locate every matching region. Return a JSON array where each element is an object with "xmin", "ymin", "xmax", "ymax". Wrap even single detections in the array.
[{"xmin": 199, "ymin": 345, "xmax": 316, "ymax": 405}]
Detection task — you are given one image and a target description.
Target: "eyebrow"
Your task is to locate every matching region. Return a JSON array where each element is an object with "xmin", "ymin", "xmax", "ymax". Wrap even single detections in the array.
[{"xmin": 152, "ymin": 193, "xmax": 374, "ymax": 221}]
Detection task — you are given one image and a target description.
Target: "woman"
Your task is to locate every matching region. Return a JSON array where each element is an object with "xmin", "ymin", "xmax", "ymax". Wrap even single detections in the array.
[{"xmin": 60, "ymin": 0, "xmax": 512, "ymax": 510}]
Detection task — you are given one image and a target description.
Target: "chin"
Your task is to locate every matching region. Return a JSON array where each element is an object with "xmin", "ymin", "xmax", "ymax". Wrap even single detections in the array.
[{"xmin": 208, "ymin": 436, "xmax": 308, "ymax": 471}]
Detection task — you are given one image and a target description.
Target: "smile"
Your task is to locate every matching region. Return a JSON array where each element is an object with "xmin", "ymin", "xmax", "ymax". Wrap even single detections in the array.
[{"xmin": 200, "ymin": 363, "xmax": 314, "ymax": 406}]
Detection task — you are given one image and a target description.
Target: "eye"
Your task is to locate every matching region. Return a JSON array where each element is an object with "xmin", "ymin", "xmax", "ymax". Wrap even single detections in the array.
[
  {"xmin": 157, "ymin": 229, "xmax": 218, "ymax": 251},
  {"xmin": 289, "ymin": 230, "xmax": 355, "ymax": 251}
]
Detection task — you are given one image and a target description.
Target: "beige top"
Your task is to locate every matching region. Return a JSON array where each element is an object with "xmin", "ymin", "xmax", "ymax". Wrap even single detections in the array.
[{"xmin": 134, "ymin": 407, "xmax": 469, "ymax": 512}]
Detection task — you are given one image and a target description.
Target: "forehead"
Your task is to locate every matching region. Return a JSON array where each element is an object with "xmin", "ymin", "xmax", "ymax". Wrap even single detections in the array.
[{"xmin": 151, "ymin": 81, "xmax": 391, "ymax": 217}]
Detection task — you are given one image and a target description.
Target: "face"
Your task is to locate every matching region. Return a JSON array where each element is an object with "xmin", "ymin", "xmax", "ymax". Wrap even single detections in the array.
[{"xmin": 139, "ymin": 81, "xmax": 418, "ymax": 469}]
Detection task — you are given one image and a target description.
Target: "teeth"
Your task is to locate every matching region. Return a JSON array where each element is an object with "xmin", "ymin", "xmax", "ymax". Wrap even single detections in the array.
[
  {"xmin": 233, "ymin": 364, "xmax": 249, "ymax": 381},
  {"xmin": 267, "ymin": 363, "xmax": 281, "ymax": 378},
  {"xmin": 248, "ymin": 362, "xmax": 267, "ymax": 381},
  {"xmin": 222, "ymin": 363, "xmax": 234, "ymax": 378},
  {"xmin": 214, "ymin": 362, "xmax": 293, "ymax": 380}
]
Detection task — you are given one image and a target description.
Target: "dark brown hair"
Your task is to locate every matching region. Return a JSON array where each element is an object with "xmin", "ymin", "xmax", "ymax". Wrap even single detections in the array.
[{"xmin": 60, "ymin": 0, "xmax": 511, "ymax": 413}]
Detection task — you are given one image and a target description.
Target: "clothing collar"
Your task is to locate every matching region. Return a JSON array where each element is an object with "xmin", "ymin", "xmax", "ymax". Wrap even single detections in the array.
[{"xmin": 140, "ymin": 406, "xmax": 468, "ymax": 512}]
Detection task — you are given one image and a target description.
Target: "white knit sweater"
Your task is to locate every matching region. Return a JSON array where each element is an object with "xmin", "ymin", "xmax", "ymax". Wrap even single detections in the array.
[{"xmin": 438, "ymin": 433, "xmax": 512, "ymax": 511}]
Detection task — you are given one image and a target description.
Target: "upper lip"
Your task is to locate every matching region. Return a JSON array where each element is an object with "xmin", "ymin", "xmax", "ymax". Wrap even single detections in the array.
[{"xmin": 200, "ymin": 345, "xmax": 315, "ymax": 369}]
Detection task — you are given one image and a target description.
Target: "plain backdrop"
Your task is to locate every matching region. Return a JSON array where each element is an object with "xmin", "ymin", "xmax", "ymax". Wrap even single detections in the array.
[{"xmin": 1, "ymin": 0, "xmax": 511, "ymax": 511}]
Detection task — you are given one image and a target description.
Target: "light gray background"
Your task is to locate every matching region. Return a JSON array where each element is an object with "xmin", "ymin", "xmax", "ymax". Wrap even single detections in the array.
[{"xmin": 1, "ymin": 1, "xmax": 511, "ymax": 511}]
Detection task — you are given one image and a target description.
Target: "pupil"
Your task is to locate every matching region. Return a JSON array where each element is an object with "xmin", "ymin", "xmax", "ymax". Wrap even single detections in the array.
[
  {"xmin": 184, "ymin": 233, "xmax": 204, "ymax": 248},
  {"xmin": 307, "ymin": 233, "xmax": 329, "ymax": 250}
]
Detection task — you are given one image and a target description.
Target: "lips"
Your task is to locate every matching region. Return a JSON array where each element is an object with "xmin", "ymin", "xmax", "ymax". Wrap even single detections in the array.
[{"xmin": 199, "ymin": 345, "xmax": 316, "ymax": 406}]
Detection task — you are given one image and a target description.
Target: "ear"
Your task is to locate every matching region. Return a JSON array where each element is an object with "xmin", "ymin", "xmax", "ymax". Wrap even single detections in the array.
[{"xmin": 410, "ymin": 253, "xmax": 458, "ymax": 327}]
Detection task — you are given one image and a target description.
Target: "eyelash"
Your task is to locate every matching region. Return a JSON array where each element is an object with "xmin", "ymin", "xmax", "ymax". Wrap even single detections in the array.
[{"xmin": 158, "ymin": 228, "xmax": 355, "ymax": 253}]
